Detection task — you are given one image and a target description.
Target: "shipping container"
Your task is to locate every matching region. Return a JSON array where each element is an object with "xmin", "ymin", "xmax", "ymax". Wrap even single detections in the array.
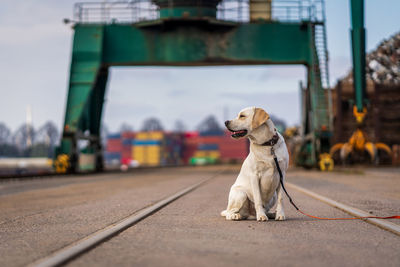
[
  {"xmin": 122, "ymin": 139, "xmax": 132, "ymax": 146},
  {"xmin": 133, "ymin": 140, "xmax": 162, "ymax": 146},
  {"xmin": 121, "ymin": 145, "xmax": 132, "ymax": 163},
  {"xmin": 121, "ymin": 131, "xmax": 135, "ymax": 139},
  {"xmin": 135, "ymin": 131, "xmax": 164, "ymax": 140},
  {"xmin": 107, "ymin": 133, "xmax": 121, "ymax": 139},
  {"xmin": 103, "ymin": 130, "xmax": 249, "ymax": 167},
  {"xmin": 198, "ymin": 143, "xmax": 219, "ymax": 151},
  {"xmin": 164, "ymin": 133, "xmax": 184, "ymax": 165},
  {"xmin": 104, "ymin": 152, "xmax": 121, "ymax": 160},
  {"xmin": 198, "ymin": 136, "xmax": 223, "ymax": 144},
  {"xmin": 184, "ymin": 131, "xmax": 199, "ymax": 138},
  {"xmin": 106, "ymin": 139, "xmax": 122, "ymax": 152},
  {"xmin": 182, "ymin": 132, "xmax": 201, "ymax": 164},
  {"xmin": 104, "ymin": 152, "xmax": 121, "ymax": 167},
  {"xmin": 219, "ymin": 131, "xmax": 249, "ymax": 162},
  {"xmin": 194, "ymin": 150, "xmax": 220, "ymax": 159},
  {"xmin": 199, "ymin": 130, "xmax": 224, "ymax": 136},
  {"xmin": 132, "ymin": 145, "xmax": 162, "ymax": 166},
  {"xmin": 189, "ymin": 157, "xmax": 218, "ymax": 165}
]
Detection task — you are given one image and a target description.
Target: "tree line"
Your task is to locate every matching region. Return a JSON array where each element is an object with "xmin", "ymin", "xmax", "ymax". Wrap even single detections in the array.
[
  {"xmin": 0, "ymin": 115, "xmax": 286, "ymax": 158},
  {"xmin": 0, "ymin": 122, "xmax": 60, "ymax": 158}
]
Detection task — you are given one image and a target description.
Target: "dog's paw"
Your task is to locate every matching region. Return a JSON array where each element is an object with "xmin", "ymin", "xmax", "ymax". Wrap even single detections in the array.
[
  {"xmin": 275, "ymin": 212, "xmax": 286, "ymax": 221},
  {"xmin": 257, "ymin": 213, "xmax": 268, "ymax": 222},
  {"xmin": 226, "ymin": 213, "xmax": 242, "ymax": 221}
]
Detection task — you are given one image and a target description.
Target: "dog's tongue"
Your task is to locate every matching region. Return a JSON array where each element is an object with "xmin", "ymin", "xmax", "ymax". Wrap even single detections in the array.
[{"xmin": 231, "ymin": 130, "xmax": 247, "ymax": 138}]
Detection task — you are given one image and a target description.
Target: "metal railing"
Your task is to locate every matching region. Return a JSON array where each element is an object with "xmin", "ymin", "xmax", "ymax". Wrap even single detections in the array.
[
  {"xmin": 73, "ymin": 1, "xmax": 158, "ymax": 24},
  {"xmin": 73, "ymin": 0, "xmax": 325, "ymax": 24}
]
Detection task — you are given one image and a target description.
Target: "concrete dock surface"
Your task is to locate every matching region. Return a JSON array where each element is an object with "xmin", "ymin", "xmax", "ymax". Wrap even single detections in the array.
[{"xmin": 0, "ymin": 166, "xmax": 399, "ymax": 266}]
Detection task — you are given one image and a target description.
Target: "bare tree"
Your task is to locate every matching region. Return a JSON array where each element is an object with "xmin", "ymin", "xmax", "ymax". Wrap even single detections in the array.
[
  {"xmin": 36, "ymin": 121, "xmax": 59, "ymax": 146},
  {"xmin": 13, "ymin": 123, "xmax": 35, "ymax": 151},
  {"xmin": 0, "ymin": 122, "xmax": 11, "ymax": 144},
  {"xmin": 101, "ymin": 124, "xmax": 109, "ymax": 146},
  {"xmin": 196, "ymin": 115, "xmax": 223, "ymax": 134},
  {"xmin": 0, "ymin": 122, "xmax": 18, "ymax": 157},
  {"xmin": 141, "ymin": 117, "xmax": 164, "ymax": 132},
  {"xmin": 119, "ymin": 123, "xmax": 133, "ymax": 132},
  {"xmin": 174, "ymin": 120, "xmax": 186, "ymax": 133}
]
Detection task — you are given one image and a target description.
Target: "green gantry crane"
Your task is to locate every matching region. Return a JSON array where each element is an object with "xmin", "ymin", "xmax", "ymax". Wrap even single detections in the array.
[{"xmin": 55, "ymin": 0, "xmax": 332, "ymax": 173}]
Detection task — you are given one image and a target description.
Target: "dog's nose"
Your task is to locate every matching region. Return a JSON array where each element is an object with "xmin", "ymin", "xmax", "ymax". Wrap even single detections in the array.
[{"xmin": 224, "ymin": 120, "xmax": 230, "ymax": 127}]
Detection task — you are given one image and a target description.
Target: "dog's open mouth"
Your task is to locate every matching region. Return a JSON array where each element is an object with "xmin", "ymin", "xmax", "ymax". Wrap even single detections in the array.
[{"xmin": 230, "ymin": 129, "xmax": 248, "ymax": 139}]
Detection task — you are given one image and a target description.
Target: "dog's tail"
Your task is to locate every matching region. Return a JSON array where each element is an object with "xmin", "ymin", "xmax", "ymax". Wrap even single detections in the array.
[{"xmin": 220, "ymin": 210, "xmax": 228, "ymax": 217}]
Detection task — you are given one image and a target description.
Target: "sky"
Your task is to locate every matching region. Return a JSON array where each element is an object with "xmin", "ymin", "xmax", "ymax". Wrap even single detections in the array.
[{"xmin": 0, "ymin": 0, "xmax": 399, "ymax": 133}]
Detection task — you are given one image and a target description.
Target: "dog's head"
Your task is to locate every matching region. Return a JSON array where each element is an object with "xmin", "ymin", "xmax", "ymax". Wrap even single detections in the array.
[{"xmin": 224, "ymin": 107, "xmax": 270, "ymax": 139}]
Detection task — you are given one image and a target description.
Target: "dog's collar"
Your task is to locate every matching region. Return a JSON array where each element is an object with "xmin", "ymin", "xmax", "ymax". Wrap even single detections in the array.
[{"xmin": 260, "ymin": 133, "xmax": 279, "ymax": 146}]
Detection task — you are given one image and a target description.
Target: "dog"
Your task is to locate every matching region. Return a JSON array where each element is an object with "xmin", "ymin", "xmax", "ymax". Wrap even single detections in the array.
[{"xmin": 221, "ymin": 107, "xmax": 289, "ymax": 221}]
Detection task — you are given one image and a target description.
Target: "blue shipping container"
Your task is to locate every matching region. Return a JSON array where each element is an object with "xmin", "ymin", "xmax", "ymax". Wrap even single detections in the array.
[
  {"xmin": 104, "ymin": 152, "xmax": 121, "ymax": 161},
  {"xmin": 122, "ymin": 139, "xmax": 132, "ymax": 146},
  {"xmin": 132, "ymin": 140, "xmax": 162, "ymax": 146},
  {"xmin": 107, "ymin": 133, "xmax": 121, "ymax": 139},
  {"xmin": 199, "ymin": 130, "xmax": 224, "ymax": 136},
  {"xmin": 198, "ymin": 144, "xmax": 219, "ymax": 151}
]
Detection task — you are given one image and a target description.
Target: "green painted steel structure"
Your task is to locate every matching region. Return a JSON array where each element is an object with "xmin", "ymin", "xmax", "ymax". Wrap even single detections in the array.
[
  {"xmin": 56, "ymin": 1, "xmax": 331, "ymax": 172},
  {"xmin": 350, "ymin": 0, "xmax": 366, "ymax": 112}
]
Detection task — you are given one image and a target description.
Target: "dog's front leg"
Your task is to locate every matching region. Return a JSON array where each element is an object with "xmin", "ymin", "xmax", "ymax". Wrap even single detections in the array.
[
  {"xmin": 275, "ymin": 184, "xmax": 286, "ymax": 221},
  {"xmin": 250, "ymin": 174, "xmax": 267, "ymax": 221},
  {"xmin": 275, "ymin": 161, "xmax": 286, "ymax": 221}
]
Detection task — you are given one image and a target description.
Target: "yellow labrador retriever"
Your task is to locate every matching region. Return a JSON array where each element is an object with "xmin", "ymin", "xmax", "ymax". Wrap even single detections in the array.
[{"xmin": 221, "ymin": 107, "xmax": 289, "ymax": 221}]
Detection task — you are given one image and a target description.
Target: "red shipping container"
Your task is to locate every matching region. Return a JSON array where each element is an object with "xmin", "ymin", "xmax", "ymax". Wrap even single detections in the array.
[
  {"xmin": 106, "ymin": 139, "xmax": 122, "ymax": 152},
  {"xmin": 219, "ymin": 133, "xmax": 249, "ymax": 161},
  {"xmin": 182, "ymin": 144, "xmax": 197, "ymax": 164},
  {"xmin": 120, "ymin": 145, "xmax": 132, "ymax": 159},
  {"xmin": 184, "ymin": 131, "xmax": 199, "ymax": 138},
  {"xmin": 121, "ymin": 131, "xmax": 135, "ymax": 139},
  {"xmin": 197, "ymin": 136, "xmax": 223, "ymax": 144}
]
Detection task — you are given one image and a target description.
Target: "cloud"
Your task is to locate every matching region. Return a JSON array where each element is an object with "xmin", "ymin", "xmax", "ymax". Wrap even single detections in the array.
[
  {"xmin": 219, "ymin": 91, "xmax": 300, "ymax": 126},
  {"xmin": 3, "ymin": 0, "xmax": 399, "ymax": 135}
]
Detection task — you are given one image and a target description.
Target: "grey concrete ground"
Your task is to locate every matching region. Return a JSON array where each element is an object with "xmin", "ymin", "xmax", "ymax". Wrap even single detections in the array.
[
  {"xmin": 287, "ymin": 167, "xmax": 400, "ymax": 225},
  {"xmin": 0, "ymin": 166, "xmax": 220, "ymax": 267},
  {"xmin": 0, "ymin": 166, "xmax": 399, "ymax": 267},
  {"xmin": 68, "ymin": 166, "xmax": 400, "ymax": 267}
]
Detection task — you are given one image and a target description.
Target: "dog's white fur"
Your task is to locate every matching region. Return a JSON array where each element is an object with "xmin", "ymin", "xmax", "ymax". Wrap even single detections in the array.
[{"xmin": 221, "ymin": 107, "xmax": 289, "ymax": 221}]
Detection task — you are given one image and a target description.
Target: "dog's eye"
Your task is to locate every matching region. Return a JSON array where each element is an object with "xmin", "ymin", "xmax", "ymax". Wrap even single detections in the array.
[{"xmin": 239, "ymin": 115, "xmax": 245, "ymax": 118}]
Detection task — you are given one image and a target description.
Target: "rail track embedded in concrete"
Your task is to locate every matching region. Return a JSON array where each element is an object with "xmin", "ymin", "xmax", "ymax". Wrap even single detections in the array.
[
  {"xmin": 29, "ymin": 170, "xmax": 223, "ymax": 267},
  {"xmin": 287, "ymin": 182, "xmax": 400, "ymax": 236}
]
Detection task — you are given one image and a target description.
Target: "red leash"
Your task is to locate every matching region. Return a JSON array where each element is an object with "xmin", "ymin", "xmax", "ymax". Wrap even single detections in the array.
[
  {"xmin": 272, "ymin": 154, "xmax": 400, "ymax": 221},
  {"xmin": 296, "ymin": 209, "xmax": 400, "ymax": 221}
]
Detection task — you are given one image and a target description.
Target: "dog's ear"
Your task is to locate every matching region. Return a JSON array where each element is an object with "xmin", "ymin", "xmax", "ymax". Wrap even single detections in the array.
[{"xmin": 252, "ymin": 108, "xmax": 270, "ymax": 130}]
